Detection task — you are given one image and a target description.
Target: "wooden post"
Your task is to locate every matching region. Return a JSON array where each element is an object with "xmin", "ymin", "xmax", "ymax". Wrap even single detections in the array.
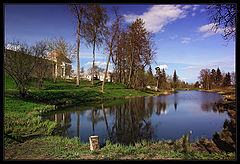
[
  {"xmin": 182, "ymin": 134, "xmax": 189, "ymax": 153},
  {"xmin": 89, "ymin": 136, "xmax": 100, "ymax": 151}
]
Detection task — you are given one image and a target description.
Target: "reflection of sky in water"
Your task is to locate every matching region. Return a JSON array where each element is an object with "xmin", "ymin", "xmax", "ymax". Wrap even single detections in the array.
[{"xmin": 45, "ymin": 91, "xmax": 230, "ymax": 144}]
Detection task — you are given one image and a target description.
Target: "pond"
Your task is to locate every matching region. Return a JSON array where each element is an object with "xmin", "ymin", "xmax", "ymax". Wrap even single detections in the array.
[{"xmin": 44, "ymin": 90, "xmax": 230, "ymax": 145}]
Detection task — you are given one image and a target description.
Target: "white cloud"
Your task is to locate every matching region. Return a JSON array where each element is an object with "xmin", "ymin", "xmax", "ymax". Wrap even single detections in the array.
[
  {"xmin": 192, "ymin": 13, "xmax": 196, "ymax": 16},
  {"xmin": 182, "ymin": 65, "xmax": 202, "ymax": 70},
  {"xmin": 182, "ymin": 5, "xmax": 199, "ymax": 11},
  {"xmin": 192, "ymin": 5, "xmax": 199, "ymax": 11},
  {"xmin": 181, "ymin": 37, "xmax": 191, "ymax": 44},
  {"xmin": 198, "ymin": 23, "xmax": 225, "ymax": 38},
  {"xmin": 156, "ymin": 64, "xmax": 168, "ymax": 70},
  {"xmin": 123, "ymin": 5, "xmax": 188, "ymax": 33},
  {"xmin": 84, "ymin": 61, "xmax": 113, "ymax": 67},
  {"xmin": 182, "ymin": 5, "xmax": 192, "ymax": 10}
]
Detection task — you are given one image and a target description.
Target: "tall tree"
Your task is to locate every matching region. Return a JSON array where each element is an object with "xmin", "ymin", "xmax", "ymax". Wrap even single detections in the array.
[
  {"xmin": 155, "ymin": 66, "xmax": 161, "ymax": 90},
  {"xmin": 68, "ymin": 4, "xmax": 86, "ymax": 87},
  {"xmin": 102, "ymin": 7, "xmax": 122, "ymax": 92},
  {"xmin": 207, "ymin": 4, "xmax": 236, "ymax": 41},
  {"xmin": 222, "ymin": 72, "xmax": 231, "ymax": 87},
  {"xmin": 216, "ymin": 67, "xmax": 223, "ymax": 87},
  {"xmin": 199, "ymin": 69, "xmax": 211, "ymax": 90},
  {"xmin": 160, "ymin": 68, "xmax": 167, "ymax": 89},
  {"xmin": 83, "ymin": 5, "xmax": 108, "ymax": 86},
  {"xmin": 173, "ymin": 70, "xmax": 178, "ymax": 88},
  {"xmin": 127, "ymin": 18, "xmax": 155, "ymax": 88},
  {"xmin": 210, "ymin": 68, "xmax": 217, "ymax": 88}
]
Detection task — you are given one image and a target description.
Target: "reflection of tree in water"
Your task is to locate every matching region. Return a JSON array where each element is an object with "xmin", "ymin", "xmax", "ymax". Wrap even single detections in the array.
[
  {"xmin": 110, "ymin": 97, "xmax": 155, "ymax": 145},
  {"xmin": 174, "ymin": 102, "xmax": 177, "ymax": 111},
  {"xmin": 85, "ymin": 108, "xmax": 105, "ymax": 136},
  {"xmin": 156, "ymin": 98, "xmax": 167, "ymax": 115},
  {"xmin": 45, "ymin": 112, "xmax": 72, "ymax": 137},
  {"xmin": 86, "ymin": 109, "xmax": 105, "ymax": 124},
  {"xmin": 201, "ymin": 103, "xmax": 213, "ymax": 112},
  {"xmin": 174, "ymin": 93, "xmax": 177, "ymax": 111},
  {"xmin": 201, "ymin": 100, "xmax": 226, "ymax": 114},
  {"xmin": 147, "ymin": 97, "xmax": 154, "ymax": 115}
]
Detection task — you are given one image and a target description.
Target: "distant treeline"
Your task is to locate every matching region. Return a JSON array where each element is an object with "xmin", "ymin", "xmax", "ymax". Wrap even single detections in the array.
[{"xmin": 195, "ymin": 68, "xmax": 235, "ymax": 90}]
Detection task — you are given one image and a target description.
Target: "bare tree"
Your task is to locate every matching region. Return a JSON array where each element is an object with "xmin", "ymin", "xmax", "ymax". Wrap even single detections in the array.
[
  {"xmin": 31, "ymin": 41, "xmax": 50, "ymax": 89},
  {"xmin": 68, "ymin": 4, "xmax": 86, "ymax": 87},
  {"xmin": 45, "ymin": 36, "xmax": 75, "ymax": 61},
  {"xmin": 82, "ymin": 5, "xmax": 108, "ymax": 86},
  {"xmin": 4, "ymin": 41, "xmax": 39, "ymax": 97},
  {"xmin": 101, "ymin": 7, "xmax": 122, "ymax": 92},
  {"xmin": 207, "ymin": 4, "xmax": 236, "ymax": 41}
]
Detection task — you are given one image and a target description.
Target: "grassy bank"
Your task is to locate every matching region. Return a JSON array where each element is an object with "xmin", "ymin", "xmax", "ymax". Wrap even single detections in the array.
[
  {"xmin": 26, "ymin": 78, "xmax": 161, "ymax": 105},
  {"xmin": 4, "ymin": 76, "xmax": 236, "ymax": 160},
  {"xmin": 4, "ymin": 136, "xmax": 235, "ymax": 160}
]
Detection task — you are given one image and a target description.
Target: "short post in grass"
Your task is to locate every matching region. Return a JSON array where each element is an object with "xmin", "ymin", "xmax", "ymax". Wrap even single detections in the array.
[
  {"xmin": 182, "ymin": 134, "xmax": 189, "ymax": 153},
  {"xmin": 89, "ymin": 136, "xmax": 100, "ymax": 151}
]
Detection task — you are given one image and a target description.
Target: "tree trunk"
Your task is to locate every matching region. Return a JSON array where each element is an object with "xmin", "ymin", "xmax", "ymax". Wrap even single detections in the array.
[
  {"xmin": 76, "ymin": 20, "xmax": 81, "ymax": 87},
  {"xmin": 19, "ymin": 84, "xmax": 27, "ymax": 98},
  {"xmin": 54, "ymin": 63, "xmax": 57, "ymax": 83},
  {"xmin": 92, "ymin": 38, "xmax": 96, "ymax": 86},
  {"xmin": 101, "ymin": 51, "xmax": 112, "ymax": 92},
  {"xmin": 38, "ymin": 78, "xmax": 43, "ymax": 90}
]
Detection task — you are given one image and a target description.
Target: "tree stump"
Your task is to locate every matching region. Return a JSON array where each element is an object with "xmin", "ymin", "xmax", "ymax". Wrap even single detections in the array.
[
  {"xmin": 182, "ymin": 134, "xmax": 189, "ymax": 153},
  {"xmin": 89, "ymin": 136, "xmax": 100, "ymax": 151}
]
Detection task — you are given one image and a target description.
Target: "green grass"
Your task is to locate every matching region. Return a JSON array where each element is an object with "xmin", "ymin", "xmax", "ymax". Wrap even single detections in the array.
[
  {"xmin": 21, "ymin": 78, "xmax": 161, "ymax": 105},
  {"xmin": 4, "ymin": 96, "xmax": 57, "ymax": 145},
  {"xmin": 4, "ymin": 76, "xmax": 58, "ymax": 145},
  {"xmin": 4, "ymin": 136, "xmax": 235, "ymax": 160},
  {"xmin": 4, "ymin": 75, "xmax": 17, "ymax": 90}
]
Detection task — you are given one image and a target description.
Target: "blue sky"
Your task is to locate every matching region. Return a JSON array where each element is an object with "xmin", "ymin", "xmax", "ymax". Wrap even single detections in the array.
[{"xmin": 4, "ymin": 4, "xmax": 235, "ymax": 84}]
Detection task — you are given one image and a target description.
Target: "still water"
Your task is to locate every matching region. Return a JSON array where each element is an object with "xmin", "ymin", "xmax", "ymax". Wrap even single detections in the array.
[{"xmin": 44, "ymin": 91, "xmax": 230, "ymax": 144}]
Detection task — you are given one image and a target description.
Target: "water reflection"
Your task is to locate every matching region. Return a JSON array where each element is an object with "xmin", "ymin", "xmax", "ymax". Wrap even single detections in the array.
[{"xmin": 44, "ymin": 91, "xmax": 230, "ymax": 145}]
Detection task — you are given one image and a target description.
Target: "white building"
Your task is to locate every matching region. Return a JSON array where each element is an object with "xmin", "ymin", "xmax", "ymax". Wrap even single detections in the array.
[
  {"xmin": 71, "ymin": 71, "xmax": 112, "ymax": 82},
  {"xmin": 47, "ymin": 50, "xmax": 72, "ymax": 79}
]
